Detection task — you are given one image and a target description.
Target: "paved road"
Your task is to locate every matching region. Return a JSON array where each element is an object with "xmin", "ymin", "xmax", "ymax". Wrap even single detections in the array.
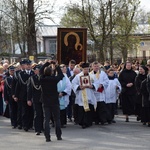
[{"xmin": 0, "ymin": 113, "xmax": 150, "ymax": 150}]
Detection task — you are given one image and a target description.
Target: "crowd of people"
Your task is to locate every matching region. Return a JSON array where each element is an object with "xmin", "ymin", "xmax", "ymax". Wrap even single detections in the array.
[{"xmin": 0, "ymin": 58, "xmax": 150, "ymax": 142}]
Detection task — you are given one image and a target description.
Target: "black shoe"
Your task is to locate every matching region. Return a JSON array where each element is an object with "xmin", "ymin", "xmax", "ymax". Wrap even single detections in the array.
[
  {"xmin": 137, "ymin": 116, "xmax": 141, "ymax": 121},
  {"xmin": 18, "ymin": 125, "xmax": 22, "ymax": 130},
  {"xmin": 125, "ymin": 118, "xmax": 129, "ymax": 122},
  {"xmin": 12, "ymin": 126, "xmax": 17, "ymax": 129},
  {"xmin": 108, "ymin": 121, "xmax": 112, "ymax": 124},
  {"xmin": 112, "ymin": 120, "xmax": 116, "ymax": 123},
  {"xmin": 95, "ymin": 122, "xmax": 99, "ymax": 125},
  {"xmin": 68, "ymin": 118, "xmax": 72, "ymax": 122},
  {"xmin": 143, "ymin": 122, "xmax": 146, "ymax": 125},
  {"xmin": 57, "ymin": 137, "xmax": 62, "ymax": 140},
  {"xmin": 29, "ymin": 127, "xmax": 34, "ymax": 130},
  {"xmin": 36, "ymin": 132, "xmax": 40, "ymax": 135},
  {"xmin": 74, "ymin": 122, "xmax": 78, "ymax": 125},
  {"xmin": 61, "ymin": 125, "xmax": 66, "ymax": 128},
  {"xmin": 82, "ymin": 125, "xmax": 86, "ymax": 129},
  {"xmin": 46, "ymin": 138, "xmax": 51, "ymax": 142},
  {"xmin": 24, "ymin": 127, "xmax": 28, "ymax": 132},
  {"xmin": 148, "ymin": 124, "xmax": 150, "ymax": 127}
]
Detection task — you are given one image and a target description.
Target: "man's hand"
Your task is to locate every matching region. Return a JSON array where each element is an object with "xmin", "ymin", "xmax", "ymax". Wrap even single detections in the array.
[
  {"xmin": 59, "ymin": 93, "xmax": 63, "ymax": 97},
  {"xmin": 80, "ymin": 85, "xmax": 85, "ymax": 90},
  {"xmin": 5, "ymin": 100, "xmax": 8, "ymax": 105},
  {"xmin": 88, "ymin": 85, "xmax": 93, "ymax": 89},
  {"xmin": 27, "ymin": 101, "xmax": 32, "ymax": 106},
  {"xmin": 99, "ymin": 84, "xmax": 102, "ymax": 89},
  {"xmin": 14, "ymin": 97, "xmax": 18, "ymax": 102},
  {"xmin": 126, "ymin": 83, "xmax": 133, "ymax": 87}
]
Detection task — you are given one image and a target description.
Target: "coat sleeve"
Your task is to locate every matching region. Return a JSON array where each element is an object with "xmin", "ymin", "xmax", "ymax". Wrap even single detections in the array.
[
  {"xmin": 4, "ymin": 80, "xmax": 9, "ymax": 102},
  {"xmin": 146, "ymin": 75, "xmax": 150, "ymax": 94},
  {"xmin": 55, "ymin": 66, "xmax": 64, "ymax": 82},
  {"xmin": 63, "ymin": 76, "xmax": 72, "ymax": 96},
  {"xmin": 116, "ymin": 79, "xmax": 122, "ymax": 93},
  {"xmin": 27, "ymin": 77, "xmax": 33, "ymax": 101},
  {"xmin": 119, "ymin": 71, "xmax": 126, "ymax": 88},
  {"xmin": 72, "ymin": 75, "xmax": 80, "ymax": 94},
  {"xmin": 135, "ymin": 75, "xmax": 141, "ymax": 94}
]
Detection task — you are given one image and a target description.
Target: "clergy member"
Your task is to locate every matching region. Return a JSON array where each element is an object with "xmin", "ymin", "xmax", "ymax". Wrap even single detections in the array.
[{"xmin": 72, "ymin": 62, "xmax": 98, "ymax": 129}]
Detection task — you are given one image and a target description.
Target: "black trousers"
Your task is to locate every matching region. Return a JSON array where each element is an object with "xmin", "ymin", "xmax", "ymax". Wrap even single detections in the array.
[
  {"xmin": 43, "ymin": 105, "xmax": 62, "ymax": 139},
  {"xmin": 67, "ymin": 95, "xmax": 75, "ymax": 119},
  {"xmin": 60, "ymin": 108, "xmax": 67, "ymax": 126},
  {"xmin": 22, "ymin": 101, "xmax": 34, "ymax": 129},
  {"xmin": 17, "ymin": 100, "xmax": 22, "ymax": 127},
  {"xmin": 73, "ymin": 104, "xmax": 79, "ymax": 124},
  {"xmin": 33, "ymin": 102, "xmax": 43, "ymax": 132},
  {"xmin": 121, "ymin": 94, "xmax": 135, "ymax": 115},
  {"xmin": 78, "ymin": 104, "xmax": 94, "ymax": 127},
  {"xmin": 95, "ymin": 101, "xmax": 108, "ymax": 124},
  {"xmin": 106, "ymin": 103, "xmax": 116, "ymax": 121},
  {"xmin": 8, "ymin": 98, "xmax": 18, "ymax": 127}
]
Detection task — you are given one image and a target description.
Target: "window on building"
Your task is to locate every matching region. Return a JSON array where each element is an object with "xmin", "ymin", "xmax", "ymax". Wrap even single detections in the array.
[
  {"xmin": 37, "ymin": 42, "xmax": 41, "ymax": 53},
  {"xmin": 143, "ymin": 51, "xmax": 146, "ymax": 57},
  {"xmin": 49, "ymin": 39, "xmax": 56, "ymax": 54}
]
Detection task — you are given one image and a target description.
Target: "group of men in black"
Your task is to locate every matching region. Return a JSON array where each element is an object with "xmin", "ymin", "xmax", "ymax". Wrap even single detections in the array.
[{"xmin": 4, "ymin": 59, "xmax": 65, "ymax": 142}]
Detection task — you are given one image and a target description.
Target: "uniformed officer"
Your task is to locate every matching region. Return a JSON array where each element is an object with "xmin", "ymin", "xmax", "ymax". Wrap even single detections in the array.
[
  {"xmin": 4, "ymin": 66, "xmax": 18, "ymax": 128},
  {"xmin": 27, "ymin": 65, "xmax": 43, "ymax": 135},
  {"xmin": 14, "ymin": 59, "xmax": 34, "ymax": 132},
  {"xmin": 12, "ymin": 60, "xmax": 26, "ymax": 129}
]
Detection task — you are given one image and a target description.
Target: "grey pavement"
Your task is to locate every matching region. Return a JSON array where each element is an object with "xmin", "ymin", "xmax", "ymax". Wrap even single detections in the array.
[{"xmin": 0, "ymin": 113, "xmax": 150, "ymax": 150}]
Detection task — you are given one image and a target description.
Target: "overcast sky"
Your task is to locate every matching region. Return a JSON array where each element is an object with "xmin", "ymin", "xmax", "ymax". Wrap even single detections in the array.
[
  {"xmin": 45, "ymin": 0, "xmax": 150, "ymax": 25},
  {"xmin": 140, "ymin": 0, "xmax": 150, "ymax": 10}
]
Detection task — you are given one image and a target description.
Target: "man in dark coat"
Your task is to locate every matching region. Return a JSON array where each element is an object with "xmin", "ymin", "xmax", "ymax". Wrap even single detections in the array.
[{"xmin": 40, "ymin": 61, "xmax": 64, "ymax": 142}]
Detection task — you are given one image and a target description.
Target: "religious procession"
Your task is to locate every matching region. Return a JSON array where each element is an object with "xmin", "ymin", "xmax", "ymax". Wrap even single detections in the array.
[{"xmin": 0, "ymin": 58, "xmax": 150, "ymax": 142}]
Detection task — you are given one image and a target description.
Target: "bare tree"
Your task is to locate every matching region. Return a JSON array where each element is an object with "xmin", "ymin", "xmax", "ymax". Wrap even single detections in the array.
[
  {"xmin": 60, "ymin": 0, "xmax": 140, "ymax": 63},
  {"xmin": 0, "ymin": 0, "xmax": 56, "ymax": 59}
]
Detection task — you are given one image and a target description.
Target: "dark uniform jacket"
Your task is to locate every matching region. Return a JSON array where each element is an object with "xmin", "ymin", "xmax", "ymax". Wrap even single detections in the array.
[
  {"xmin": 40, "ymin": 62, "xmax": 64, "ymax": 107},
  {"xmin": 12, "ymin": 70, "xmax": 23, "ymax": 96},
  {"xmin": 27, "ymin": 74, "xmax": 41, "ymax": 103},
  {"xmin": 4, "ymin": 76, "xmax": 13, "ymax": 102},
  {"xmin": 15, "ymin": 70, "xmax": 34, "ymax": 101}
]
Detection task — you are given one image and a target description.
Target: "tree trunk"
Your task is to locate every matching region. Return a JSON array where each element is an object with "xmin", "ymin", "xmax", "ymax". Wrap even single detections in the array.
[
  {"xmin": 27, "ymin": 0, "xmax": 37, "ymax": 61},
  {"xmin": 122, "ymin": 48, "xmax": 128, "ymax": 63}
]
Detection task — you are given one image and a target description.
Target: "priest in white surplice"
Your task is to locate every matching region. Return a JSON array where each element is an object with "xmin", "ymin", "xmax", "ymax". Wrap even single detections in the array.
[
  {"xmin": 90, "ymin": 61, "xmax": 109, "ymax": 125},
  {"xmin": 72, "ymin": 63, "xmax": 98, "ymax": 129}
]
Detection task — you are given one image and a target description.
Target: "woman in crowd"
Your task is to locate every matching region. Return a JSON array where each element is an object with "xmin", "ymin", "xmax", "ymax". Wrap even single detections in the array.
[
  {"xmin": 135, "ymin": 65, "xmax": 148, "ymax": 121},
  {"xmin": 0, "ymin": 66, "xmax": 4, "ymax": 115},
  {"xmin": 119, "ymin": 61, "xmax": 137, "ymax": 122},
  {"xmin": 141, "ymin": 75, "xmax": 150, "ymax": 126}
]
